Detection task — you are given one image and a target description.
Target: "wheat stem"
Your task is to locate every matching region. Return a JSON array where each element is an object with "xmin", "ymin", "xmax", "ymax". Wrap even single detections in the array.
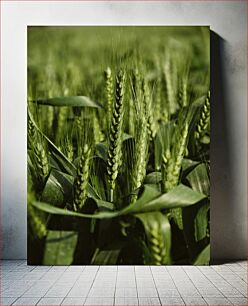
[{"xmin": 161, "ymin": 122, "xmax": 189, "ymax": 229}]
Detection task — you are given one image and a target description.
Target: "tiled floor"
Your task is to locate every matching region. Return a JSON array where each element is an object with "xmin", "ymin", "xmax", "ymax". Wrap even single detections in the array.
[{"xmin": 0, "ymin": 260, "xmax": 247, "ymax": 305}]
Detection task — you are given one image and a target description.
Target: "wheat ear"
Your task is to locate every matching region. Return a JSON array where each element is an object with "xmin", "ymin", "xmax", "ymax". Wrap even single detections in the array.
[
  {"xmin": 93, "ymin": 112, "xmax": 105, "ymax": 143},
  {"xmin": 107, "ymin": 70, "xmax": 126, "ymax": 202},
  {"xmin": 163, "ymin": 122, "xmax": 189, "ymax": 192},
  {"xmin": 28, "ymin": 112, "xmax": 36, "ymax": 140},
  {"xmin": 65, "ymin": 140, "xmax": 74, "ymax": 162},
  {"xmin": 105, "ymin": 67, "xmax": 114, "ymax": 128},
  {"xmin": 164, "ymin": 55, "xmax": 176, "ymax": 114},
  {"xmin": 34, "ymin": 142, "xmax": 49, "ymax": 179},
  {"xmin": 178, "ymin": 78, "xmax": 188, "ymax": 108},
  {"xmin": 73, "ymin": 144, "xmax": 91, "ymax": 211},
  {"xmin": 131, "ymin": 114, "xmax": 149, "ymax": 203},
  {"xmin": 195, "ymin": 90, "xmax": 210, "ymax": 141},
  {"xmin": 148, "ymin": 222, "xmax": 167, "ymax": 265},
  {"xmin": 142, "ymin": 79, "xmax": 156, "ymax": 140}
]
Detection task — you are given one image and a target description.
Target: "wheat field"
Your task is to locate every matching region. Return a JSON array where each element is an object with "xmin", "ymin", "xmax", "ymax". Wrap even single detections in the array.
[{"xmin": 27, "ymin": 26, "xmax": 210, "ymax": 265}]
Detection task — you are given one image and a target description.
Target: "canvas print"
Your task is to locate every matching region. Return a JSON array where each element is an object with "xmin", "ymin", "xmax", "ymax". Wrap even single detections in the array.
[{"xmin": 27, "ymin": 26, "xmax": 210, "ymax": 265}]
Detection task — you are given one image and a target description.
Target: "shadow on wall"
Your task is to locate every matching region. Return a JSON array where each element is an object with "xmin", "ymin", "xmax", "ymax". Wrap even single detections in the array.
[{"xmin": 210, "ymin": 31, "xmax": 244, "ymax": 262}]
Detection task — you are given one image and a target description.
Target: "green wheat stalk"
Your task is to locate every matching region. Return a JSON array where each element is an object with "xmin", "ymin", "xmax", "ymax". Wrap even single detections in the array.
[
  {"xmin": 55, "ymin": 107, "xmax": 67, "ymax": 143},
  {"xmin": 155, "ymin": 74, "xmax": 162, "ymax": 122},
  {"xmin": 133, "ymin": 68, "xmax": 142, "ymax": 100},
  {"xmin": 161, "ymin": 122, "xmax": 189, "ymax": 229},
  {"xmin": 47, "ymin": 106, "xmax": 54, "ymax": 132}
]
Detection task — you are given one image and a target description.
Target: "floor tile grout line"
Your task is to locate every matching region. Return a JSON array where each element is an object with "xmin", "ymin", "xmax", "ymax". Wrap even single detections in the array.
[
  {"xmin": 9, "ymin": 297, "xmax": 18, "ymax": 306},
  {"xmin": 186, "ymin": 267, "xmax": 220, "ymax": 286},
  {"xmin": 233, "ymin": 270, "xmax": 247, "ymax": 282},
  {"xmin": 20, "ymin": 266, "xmax": 52, "ymax": 297},
  {"xmin": 18, "ymin": 264, "xmax": 83, "ymax": 302},
  {"xmin": 196, "ymin": 266, "xmax": 233, "ymax": 298},
  {"xmin": 35, "ymin": 296, "xmax": 42, "ymax": 306},
  {"xmin": 182, "ymin": 266, "xmax": 207, "ymax": 301},
  {"xmin": 83, "ymin": 266, "xmax": 99, "ymax": 305},
  {"xmin": 149, "ymin": 266, "xmax": 162, "ymax": 306},
  {"xmin": 11, "ymin": 273, "xmax": 45, "ymax": 300},
  {"xmin": 163, "ymin": 266, "xmax": 185, "ymax": 306},
  {"xmin": 226, "ymin": 296, "xmax": 248, "ymax": 306},
  {"xmin": 61, "ymin": 265, "xmax": 86, "ymax": 303},
  {"xmin": 213, "ymin": 267, "xmax": 247, "ymax": 297},
  {"xmin": 1, "ymin": 261, "xmax": 247, "ymax": 306},
  {"xmin": 32, "ymin": 265, "xmax": 52, "ymax": 273},
  {"xmin": 134, "ymin": 266, "xmax": 139, "ymax": 304},
  {"xmin": 19, "ymin": 274, "xmax": 57, "ymax": 299},
  {"xmin": 113, "ymin": 266, "xmax": 118, "ymax": 305},
  {"xmin": 214, "ymin": 266, "xmax": 247, "ymax": 289}
]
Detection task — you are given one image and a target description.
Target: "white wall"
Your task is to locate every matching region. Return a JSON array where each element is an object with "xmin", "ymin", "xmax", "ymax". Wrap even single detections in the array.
[{"xmin": 1, "ymin": 1, "xmax": 246, "ymax": 260}]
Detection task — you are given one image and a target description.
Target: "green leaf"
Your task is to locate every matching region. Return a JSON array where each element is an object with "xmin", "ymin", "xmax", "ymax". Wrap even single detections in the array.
[
  {"xmin": 41, "ymin": 169, "xmax": 73, "ymax": 207},
  {"xmin": 95, "ymin": 135, "xmax": 132, "ymax": 162},
  {"xmin": 32, "ymin": 184, "xmax": 205, "ymax": 220},
  {"xmin": 32, "ymin": 200, "xmax": 118, "ymax": 219},
  {"xmin": 124, "ymin": 184, "xmax": 206, "ymax": 214},
  {"xmin": 187, "ymin": 163, "xmax": 210, "ymax": 196},
  {"xmin": 123, "ymin": 133, "xmax": 133, "ymax": 141},
  {"xmin": 194, "ymin": 203, "xmax": 209, "ymax": 242},
  {"xmin": 96, "ymin": 199, "xmax": 115, "ymax": 211},
  {"xmin": 181, "ymin": 159, "xmax": 200, "ymax": 178},
  {"xmin": 28, "ymin": 108, "xmax": 76, "ymax": 176},
  {"xmin": 95, "ymin": 143, "xmax": 108, "ymax": 161},
  {"xmin": 135, "ymin": 212, "xmax": 171, "ymax": 265},
  {"xmin": 90, "ymin": 248, "xmax": 121, "ymax": 264},
  {"xmin": 193, "ymin": 244, "xmax": 210, "ymax": 265},
  {"xmin": 43, "ymin": 231, "xmax": 78, "ymax": 265},
  {"xmin": 182, "ymin": 200, "xmax": 210, "ymax": 262},
  {"xmin": 122, "ymin": 185, "xmax": 160, "ymax": 214},
  {"xmin": 144, "ymin": 172, "xmax": 162, "ymax": 184},
  {"xmin": 90, "ymin": 155, "xmax": 109, "ymax": 201},
  {"xmin": 41, "ymin": 168, "xmax": 106, "ymax": 208},
  {"xmin": 50, "ymin": 151, "xmax": 76, "ymax": 177},
  {"xmin": 33, "ymin": 96, "xmax": 102, "ymax": 108}
]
